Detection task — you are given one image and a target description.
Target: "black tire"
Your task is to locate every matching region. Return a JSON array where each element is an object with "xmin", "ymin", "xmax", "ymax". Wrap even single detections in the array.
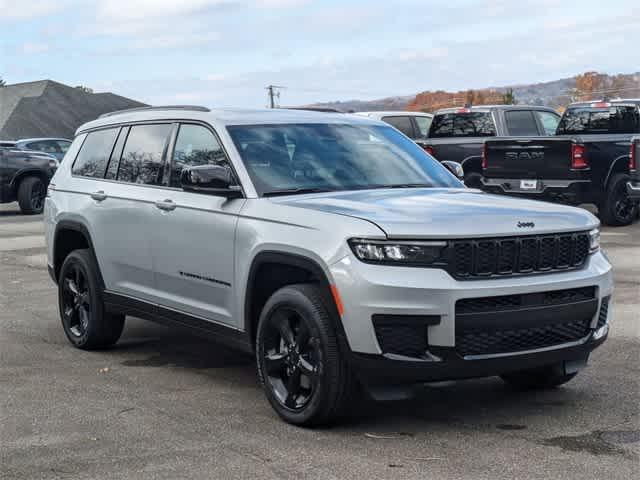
[
  {"xmin": 17, "ymin": 176, "xmax": 46, "ymax": 215},
  {"xmin": 599, "ymin": 173, "xmax": 637, "ymax": 226},
  {"xmin": 256, "ymin": 283, "xmax": 357, "ymax": 426},
  {"xmin": 58, "ymin": 249, "xmax": 125, "ymax": 349},
  {"xmin": 464, "ymin": 171, "xmax": 483, "ymax": 189},
  {"xmin": 500, "ymin": 365, "xmax": 577, "ymax": 391}
]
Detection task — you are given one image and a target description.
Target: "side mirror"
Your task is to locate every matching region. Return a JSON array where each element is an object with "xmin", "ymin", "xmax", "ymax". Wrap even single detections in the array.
[
  {"xmin": 441, "ymin": 160, "xmax": 464, "ymax": 180},
  {"xmin": 181, "ymin": 164, "xmax": 242, "ymax": 198}
]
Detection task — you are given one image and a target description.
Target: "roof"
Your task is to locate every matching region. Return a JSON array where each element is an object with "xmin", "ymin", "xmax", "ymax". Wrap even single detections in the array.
[
  {"xmin": 15, "ymin": 137, "xmax": 72, "ymax": 143},
  {"xmin": 567, "ymin": 99, "xmax": 640, "ymax": 107},
  {"xmin": 0, "ymin": 80, "xmax": 147, "ymax": 140},
  {"xmin": 78, "ymin": 107, "xmax": 384, "ymax": 134},
  {"xmin": 355, "ymin": 111, "xmax": 433, "ymax": 118},
  {"xmin": 435, "ymin": 105, "xmax": 557, "ymax": 114}
]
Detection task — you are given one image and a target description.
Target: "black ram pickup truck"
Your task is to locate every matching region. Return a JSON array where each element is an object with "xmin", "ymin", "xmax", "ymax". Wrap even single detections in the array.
[
  {"xmin": 481, "ymin": 100, "xmax": 639, "ymax": 226},
  {"xmin": 628, "ymin": 136, "xmax": 640, "ymax": 201},
  {"xmin": 0, "ymin": 144, "xmax": 58, "ymax": 214},
  {"xmin": 422, "ymin": 105, "xmax": 561, "ymax": 187}
]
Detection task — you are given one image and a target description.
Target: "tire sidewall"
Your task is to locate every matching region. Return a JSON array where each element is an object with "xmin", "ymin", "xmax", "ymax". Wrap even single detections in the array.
[
  {"xmin": 256, "ymin": 286, "xmax": 338, "ymax": 425},
  {"xmin": 18, "ymin": 176, "xmax": 45, "ymax": 215},
  {"xmin": 603, "ymin": 173, "xmax": 637, "ymax": 226},
  {"xmin": 58, "ymin": 250, "xmax": 103, "ymax": 348}
]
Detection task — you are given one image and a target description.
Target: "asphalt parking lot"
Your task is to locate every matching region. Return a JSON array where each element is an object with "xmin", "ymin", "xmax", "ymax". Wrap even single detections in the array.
[{"xmin": 0, "ymin": 202, "xmax": 638, "ymax": 480}]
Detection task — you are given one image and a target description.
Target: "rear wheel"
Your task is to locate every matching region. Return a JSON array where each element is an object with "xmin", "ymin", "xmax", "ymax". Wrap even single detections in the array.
[
  {"xmin": 500, "ymin": 364, "xmax": 577, "ymax": 390},
  {"xmin": 58, "ymin": 249, "xmax": 125, "ymax": 349},
  {"xmin": 600, "ymin": 173, "xmax": 637, "ymax": 226},
  {"xmin": 256, "ymin": 284, "xmax": 357, "ymax": 426},
  {"xmin": 17, "ymin": 176, "xmax": 45, "ymax": 214},
  {"xmin": 464, "ymin": 171, "xmax": 483, "ymax": 189}
]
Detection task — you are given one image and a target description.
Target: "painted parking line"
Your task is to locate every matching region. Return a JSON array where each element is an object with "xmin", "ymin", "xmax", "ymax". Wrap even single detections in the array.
[
  {"xmin": 0, "ymin": 235, "xmax": 46, "ymax": 252},
  {"xmin": 601, "ymin": 232, "xmax": 631, "ymax": 236},
  {"xmin": 0, "ymin": 222, "xmax": 44, "ymax": 235}
]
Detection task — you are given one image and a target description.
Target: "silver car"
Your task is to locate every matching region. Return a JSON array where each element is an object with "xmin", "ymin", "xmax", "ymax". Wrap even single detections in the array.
[{"xmin": 45, "ymin": 106, "xmax": 612, "ymax": 426}]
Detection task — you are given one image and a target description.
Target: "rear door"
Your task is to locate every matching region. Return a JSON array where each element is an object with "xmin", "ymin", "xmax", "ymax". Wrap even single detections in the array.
[{"xmin": 148, "ymin": 122, "xmax": 244, "ymax": 327}]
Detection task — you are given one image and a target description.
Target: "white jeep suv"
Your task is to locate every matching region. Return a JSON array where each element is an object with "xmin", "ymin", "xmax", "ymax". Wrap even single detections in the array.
[{"xmin": 45, "ymin": 106, "xmax": 612, "ymax": 426}]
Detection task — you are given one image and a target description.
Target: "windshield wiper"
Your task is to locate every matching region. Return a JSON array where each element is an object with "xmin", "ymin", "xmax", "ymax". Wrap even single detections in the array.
[
  {"xmin": 366, "ymin": 183, "xmax": 433, "ymax": 189},
  {"xmin": 263, "ymin": 187, "xmax": 339, "ymax": 197}
]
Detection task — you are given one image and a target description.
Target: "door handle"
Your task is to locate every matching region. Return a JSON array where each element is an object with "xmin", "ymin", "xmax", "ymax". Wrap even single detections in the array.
[
  {"xmin": 90, "ymin": 190, "xmax": 107, "ymax": 202},
  {"xmin": 155, "ymin": 199, "xmax": 176, "ymax": 211}
]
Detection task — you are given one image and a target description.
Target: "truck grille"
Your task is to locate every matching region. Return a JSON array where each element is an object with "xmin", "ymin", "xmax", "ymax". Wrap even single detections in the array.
[
  {"xmin": 457, "ymin": 287, "xmax": 596, "ymax": 314},
  {"xmin": 449, "ymin": 232, "xmax": 590, "ymax": 279}
]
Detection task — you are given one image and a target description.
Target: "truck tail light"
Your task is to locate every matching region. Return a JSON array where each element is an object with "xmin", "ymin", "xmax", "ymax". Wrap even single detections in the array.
[
  {"xmin": 571, "ymin": 144, "xmax": 588, "ymax": 169},
  {"xmin": 422, "ymin": 144, "xmax": 435, "ymax": 157},
  {"xmin": 630, "ymin": 142, "xmax": 637, "ymax": 171},
  {"xmin": 481, "ymin": 143, "xmax": 488, "ymax": 169}
]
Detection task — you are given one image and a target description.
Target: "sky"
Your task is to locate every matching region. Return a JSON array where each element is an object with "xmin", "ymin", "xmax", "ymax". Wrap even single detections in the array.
[{"xmin": 1, "ymin": 0, "xmax": 638, "ymax": 108}]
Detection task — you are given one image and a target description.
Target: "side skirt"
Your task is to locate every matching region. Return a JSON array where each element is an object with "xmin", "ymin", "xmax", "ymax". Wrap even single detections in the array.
[{"xmin": 103, "ymin": 291, "xmax": 254, "ymax": 354}]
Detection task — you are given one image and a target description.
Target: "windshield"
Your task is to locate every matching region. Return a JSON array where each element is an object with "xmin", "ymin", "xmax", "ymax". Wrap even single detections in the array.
[
  {"xmin": 227, "ymin": 123, "xmax": 461, "ymax": 196},
  {"xmin": 428, "ymin": 112, "xmax": 496, "ymax": 138},
  {"xmin": 557, "ymin": 106, "xmax": 640, "ymax": 134}
]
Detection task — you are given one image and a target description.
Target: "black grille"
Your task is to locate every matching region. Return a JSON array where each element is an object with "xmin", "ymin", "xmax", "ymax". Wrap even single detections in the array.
[
  {"xmin": 597, "ymin": 297, "xmax": 610, "ymax": 328},
  {"xmin": 455, "ymin": 319, "xmax": 591, "ymax": 357},
  {"xmin": 457, "ymin": 287, "xmax": 596, "ymax": 314},
  {"xmin": 374, "ymin": 324, "xmax": 426, "ymax": 358},
  {"xmin": 449, "ymin": 232, "xmax": 590, "ymax": 279}
]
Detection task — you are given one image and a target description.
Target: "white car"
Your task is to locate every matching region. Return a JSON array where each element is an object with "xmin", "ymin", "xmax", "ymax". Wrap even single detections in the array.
[{"xmin": 354, "ymin": 111, "xmax": 433, "ymax": 143}]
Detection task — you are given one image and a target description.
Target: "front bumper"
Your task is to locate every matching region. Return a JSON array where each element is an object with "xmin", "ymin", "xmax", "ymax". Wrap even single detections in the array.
[
  {"xmin": 330, "ymin": 250, "xmax": 612, "ymax": 384},
  {"xmin": 481, "ymin": 178, "xmax": 592, "ymax": 204}
]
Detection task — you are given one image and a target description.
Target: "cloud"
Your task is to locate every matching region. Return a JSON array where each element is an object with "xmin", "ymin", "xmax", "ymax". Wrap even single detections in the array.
[
  {"xmin": 18, "ymin": 42, "xmax": 50, "ymax": 54},
  {"xmin": 0, "ymin": 0, "xmax": 69, "ymax": 20}
]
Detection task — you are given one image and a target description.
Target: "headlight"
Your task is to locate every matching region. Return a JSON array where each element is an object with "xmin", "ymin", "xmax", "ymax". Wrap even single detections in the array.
[
  {"xmin": 348, "ymin": 238, "xmax": 447, "ymax": 265},
  {"xmin": 588, "ymin": 228, "xmax": 600, "ymax": 253}
]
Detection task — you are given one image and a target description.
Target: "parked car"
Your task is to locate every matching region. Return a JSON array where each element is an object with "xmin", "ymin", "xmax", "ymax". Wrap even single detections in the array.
[
  {"xmin": 628, "ymin": 135, "xmax": 640, "ymax": 202},
  {"xmin": 12, "ymin": 138, "xmax": 72, "ymax": 161},
  {"xmin": 1, "ymin": 144, "xmax": 58, "ymax": 214},
  {"xmin": 354, "ymin": 111, "xmax": 433, "ymax": 144},
  {"xmin": 45, "ymin": 106, "xmax": 611, "ymax": 426},
  {"xmin": 481, "ymin": 99, "xmax": 640, "ymax": 226},
  {"xmin": 422, "ymin": 105, "xmax": 561, "ymax": 188}
]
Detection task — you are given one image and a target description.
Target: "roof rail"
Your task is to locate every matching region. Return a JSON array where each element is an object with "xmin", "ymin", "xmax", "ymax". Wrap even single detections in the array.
[{"xmin": 99, "ymin": 105, "xmax": 211, "ymax": 118}]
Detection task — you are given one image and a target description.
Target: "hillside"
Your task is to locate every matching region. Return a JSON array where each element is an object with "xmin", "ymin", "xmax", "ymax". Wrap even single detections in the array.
[{"xmin": 309, "ymin": 72, "xmax": 640, "ymax": 113}]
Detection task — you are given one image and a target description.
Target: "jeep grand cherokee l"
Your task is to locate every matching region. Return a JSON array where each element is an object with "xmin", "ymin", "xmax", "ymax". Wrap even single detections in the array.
[{"xmin": 45, "ymin": 106, "xmax": 612, "ymax": 426}]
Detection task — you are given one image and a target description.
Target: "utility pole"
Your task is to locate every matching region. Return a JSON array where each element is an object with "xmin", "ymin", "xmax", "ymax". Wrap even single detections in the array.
[{"xmin": 266, "ymin": 85, "xmax": 285, "ymax": 108}]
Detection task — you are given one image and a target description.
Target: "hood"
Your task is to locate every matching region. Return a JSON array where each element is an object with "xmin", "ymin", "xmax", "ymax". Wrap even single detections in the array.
[{"xmin": 270, "ymin": 188, "xmax": 598, "ymax": 238}]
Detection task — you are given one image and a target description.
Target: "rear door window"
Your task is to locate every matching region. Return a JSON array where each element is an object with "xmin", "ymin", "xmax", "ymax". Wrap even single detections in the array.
[
  {"xmin": 382, "ymin": 116, "xmax": 415, "ymax": 138},
  {"xmin": 72, "ymin": 128, "xmax": 119, "ymax": 178},
  {"xmin": 557, "ymin": 106, "xmax": 640, "ymax": 134},
  {"xmin": 117, "ymin": 124, "xmax": 172, "ymax": 185},
  {"xmin": 429, "ymin": 112, "xmax": 496, "ymax": 138},
  {"xmin": 170, "ymin": 124, "xmax": 229, "ymax": 188},
  {"xmin": 536, "ymin": 111, "xmax": 560, "ymax": 135}
]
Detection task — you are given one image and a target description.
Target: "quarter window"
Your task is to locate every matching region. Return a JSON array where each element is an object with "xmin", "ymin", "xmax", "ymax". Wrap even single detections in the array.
[
  {"xmin": 170, "ymin": 124, "xmax": 228, "ymax": 188},
  {"xmin": 504, "ymin": 110, "xmax": 539, "ymax": 136},
  {"xmin": 536, "ymin": 111, "xmax": 560, "ymax": 135},
  {"xmin": 117, "ymin": 124, "xmax": 172, "ymax": 185},
  {"xmin": 72, "ymin": 128, "xmax": 119, "ymax": 178},
  {"xmin": 414, "ymin": 116, "xmax": 432, "ymax": 139}
]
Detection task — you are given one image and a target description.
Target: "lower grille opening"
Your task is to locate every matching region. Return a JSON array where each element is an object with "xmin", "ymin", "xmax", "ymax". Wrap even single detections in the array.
[
  {"xmin": 597, "ymin": 297, "xmax": 610, "ymax": 329},
  {"xmin": 372, "ymin": 315, "xmax": 439, "ymax": 359}
]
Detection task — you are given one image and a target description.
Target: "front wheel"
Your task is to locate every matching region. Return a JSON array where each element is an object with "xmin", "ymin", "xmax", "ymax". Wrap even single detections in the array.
[
  {"xmin": 17, "ymin": 176, "xmax": 45, "ymax": 214},
  {"xmin": 256, "ymin": 284, "xmax": 357, "ymax": 426},
  {"xmin": 500, "ymin": 364, "xmax": 577, "ymax": 390},
  {"xmin": 599, "ymin": 173, "xmax": 637, "ymax": 226}
]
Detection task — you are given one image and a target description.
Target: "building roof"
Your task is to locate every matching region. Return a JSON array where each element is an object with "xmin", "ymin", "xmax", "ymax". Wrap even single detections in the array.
[{"xmin": 0, "ymin": 80, "xmax": 147, "ymax": 140}]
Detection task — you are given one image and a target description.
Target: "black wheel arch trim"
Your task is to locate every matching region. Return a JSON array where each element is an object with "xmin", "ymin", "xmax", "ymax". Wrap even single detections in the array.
[
  {"xmin": 603, "ymin": 154, "xmax": 631, "ymax": 189},
  {"xmin": 9, "ymin": 167, "xmax": 51, "ymax": 192},
  {"xmin": 53, "ymin": 220, "xmax": 104, "ymax": 288},
  {"xmin": 244, "ymin": 250, "xmax": 349, "ymax": 352}
]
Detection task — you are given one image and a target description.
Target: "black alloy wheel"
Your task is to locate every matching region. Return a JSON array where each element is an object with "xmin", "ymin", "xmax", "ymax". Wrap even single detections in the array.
[
  {"xmin": 61, "ymin": 262, "xmax": 91, "ymax": 338},
  {"xmin": 30, "ymin": 179, "xmax": 45, "ymax": 212}
]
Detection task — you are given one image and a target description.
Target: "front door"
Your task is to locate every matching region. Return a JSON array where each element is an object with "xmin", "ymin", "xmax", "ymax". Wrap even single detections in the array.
[{"xmin": 149, "ymin": 123, "xmax": 244, "ymax": 327}]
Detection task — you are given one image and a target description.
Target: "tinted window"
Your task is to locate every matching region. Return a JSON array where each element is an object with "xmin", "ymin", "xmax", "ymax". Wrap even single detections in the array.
[
  {"xmin": 536, "ymin": 111, "xmax": 560, "ymax": 135},
  {"xmin": 382, "ymin": 116, "xmax": 415, "ymax": 138},
  {"xmin": 170, "ymin": 124, "xmax": 228, "ymax": 188},
  {"xmin": 505, "ymin": 110, "xmax": 539, "ymax": 136},
  {"xmin": 414, "ymin": 116, "xmax": 432, "ymax": 139},
  {"xmin": 56, "ymin": 140, "xmax": 71, "ymax": 153},
  {"xmin": 72, "ymin": 128, "xmax": 119, "ymax": 178},
  {"xmin": 117, "ymin": 124, "xmax": 171, "ymax": 185},
  {"xmin": 557, "ymin": 106, "xmax": 640, "ymax": 134},
  {"xmin": 105, "ymin": 127, "xmax": 127, "ymax": 180},
  {"xmin": 28, "ymin": 140, "xmax": 61, "ymax": 154},
  {"xmin": 429, "ymin": 112, "xmax": 496, "ymax": 138},
  {"xmin": 227, "ymin": 123, "xmax": 461, "ymax": 196}
]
